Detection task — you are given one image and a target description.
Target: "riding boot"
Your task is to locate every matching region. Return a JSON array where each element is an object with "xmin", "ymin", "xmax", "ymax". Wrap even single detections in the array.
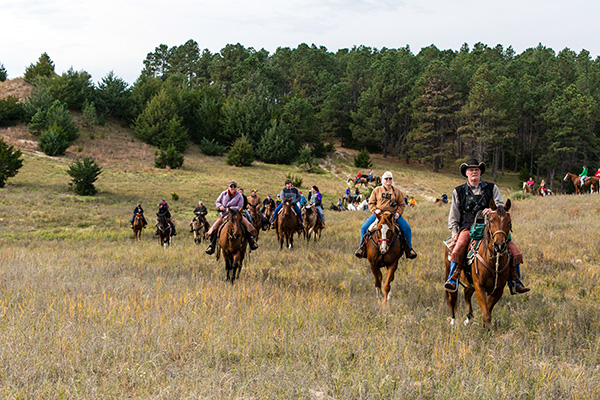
[
  {"xmin": 406, "ymin": 248, "xmax": 418, "ymax": 259},
  {"xmin": 354, "ymin": 236, "xmax": 367, "ymax": 258},
  {"xmin": 154, "ymin": 224, "xmax": 159, "ymax": 236},
  {"xmin": 444, "ymin": 262, "xmax": 460, "ymax": 292},
  {"xmin": 171, "ymin": 225, "xmax": 177, "ymax": 236},
  {"xmin": 248, "ymin": 235, "xmax": 259, "ymax": 251},
  {"xmin": 508, "ymin": 264, "xmax": 530, "ymax": 295},
  {"xmin": 205, "ymin": 232, "xmax": 218, "ymax": 255}
]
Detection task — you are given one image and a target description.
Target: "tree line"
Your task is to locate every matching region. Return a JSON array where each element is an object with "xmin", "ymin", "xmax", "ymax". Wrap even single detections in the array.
[{"xmin": 3, "ymin": 41, "xmax": 600, "ymax": 190}]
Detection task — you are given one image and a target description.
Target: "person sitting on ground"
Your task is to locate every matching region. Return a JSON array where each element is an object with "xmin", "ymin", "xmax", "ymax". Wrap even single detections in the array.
[
  {"xmin": 261, "ymin": 194, "xmax": 275, "ymax": 214},
  {"xmin": 205, "ymin": 181, "xmax": 258, "ymax": 254},
  {"xmin": 409, "ymin": 197, "xmax": 416, "ymax": 207},
  {"xmin": 155, "ymin": 199, "xmax": 176, "ymax": 236},
  {"xmin": 355, "ymin": 171, "xmax": 417, "ymax": 260},
  {"xmin": 306, "ymin": 185, "xmax": 325, "ymax": 228},
  {"xmin": 237, "ymin": 188, "xmax": 253, "ymax": 225},
  {"xmin": 580, "ymin": 165, "xmax": 588, "ymax": 187},
  {"xmin": 190, "ymin": 200, "xmax": 208, "ymax": 232},
  {"xmin": 131, "ymin": 203, "xmax": 147, "ymax": 228},
  {"xmin": 441, "ymin": 193, "xmax": 448, "ymax": 203},
  {"xmin": 444, "ymin": 158, "xmax": 529, "ymax": 295},
  {"xmin": 270, "ymin": 179, "xmax": 304, "ymax": 231}
]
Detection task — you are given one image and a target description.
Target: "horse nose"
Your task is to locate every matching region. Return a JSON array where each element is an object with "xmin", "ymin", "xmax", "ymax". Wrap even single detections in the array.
[{"xmin": 233, "ymin": 233, "xmax": 241, "ymax": 239}]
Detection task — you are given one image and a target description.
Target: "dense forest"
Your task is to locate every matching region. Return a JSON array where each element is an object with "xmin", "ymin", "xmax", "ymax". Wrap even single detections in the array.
[{"xmin": 3, "ymin": 40, "xmax": 600, "ymax": 190}]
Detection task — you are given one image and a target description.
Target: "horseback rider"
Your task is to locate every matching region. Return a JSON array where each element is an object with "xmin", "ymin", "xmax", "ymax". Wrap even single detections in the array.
[
  {"xmin": 580, "ymin": 165, "xmax": 588, "ymax": 187},
  {"xmin": 261, "ymin": 194, "xmax": 275, "ymax": 214},
  {"xmin": 270, "ymin": 179, "xmax": 304, "ymax": 231},
  {"xmin": 356, "ymin": 172, "xmax": 362, "ymax": 183},
  {"xmin": 368, "ymin": 169, "xmax": 374, "ymax": 183},
  {"xmin": 248, "ymin": 189, "xmax": 268, "ymax": 227},
  {"xmin": 155, "ymin": 199, "xmax": 176, "ymax": 236},
  {"xmin": 441, "ymin": 193, "xmax": 448, "ymax": 203},
  {"xmin": 275, "ymin": 194, "xmax": 282, "ymax": 207},
  {"xmin": 306, "ymin": 185, "xmax": 325, "ymax": 228},
  {"xmin": 355, "ymin": 171, "xmax": 418, "ymax": 260},
  {"xmin": 190, "ymin": 200, "xmax": 208, "ymax": 232},
  {"xmin": 444, "ymin": 158, "xmax": 530, "ymax": 294},
  {"xmin": 205, "ymin": 181, "xmax": 259, "ymax": 255},
  {"xmin": 595, "ymin": 168, "xmax": 600, "ymax": 179},
  {"xmin": 539, "ymin": 180, "xmax": 548, "ymax": 196},
  {"xmin": 237, "ymin": 188, "xmax": 253, "ymax": 225},
  {"xmin": 299, "ymin": 191, "xmax": 308, "ymax": 207},
  {"xmin": 526, "ymin": 177, "xmax": 535, "ymax": 192},
  {"xmin": 131, "ymin": 203, "xmax": 147, "ymax": 228},
  {"xmin": 344, "ymin": 188, "xmax": 351, "ymax": 204}
]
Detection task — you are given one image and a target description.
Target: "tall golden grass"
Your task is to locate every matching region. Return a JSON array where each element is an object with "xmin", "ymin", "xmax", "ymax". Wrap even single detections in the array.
[{"xmin": 1, "ymin": 125, "xmax": 600, "ymax": 398}]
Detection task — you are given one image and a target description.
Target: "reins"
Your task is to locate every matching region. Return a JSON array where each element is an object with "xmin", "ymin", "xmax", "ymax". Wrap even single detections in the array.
[{"xmin": 472, "ymin": 212, "xmax": 510, "ymax": 292}]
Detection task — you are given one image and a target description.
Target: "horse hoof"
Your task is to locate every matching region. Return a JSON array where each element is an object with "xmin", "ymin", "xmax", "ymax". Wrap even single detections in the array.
[
  {"xmin": 464, "ymin": 317, "xmax": 471, "ymax": 326},
  {"xmin": 450, "ymin": 318, "xmax": 456, "ymax": 326}
]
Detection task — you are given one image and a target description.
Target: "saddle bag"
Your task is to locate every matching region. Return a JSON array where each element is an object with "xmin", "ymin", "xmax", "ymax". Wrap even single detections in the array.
[{"xmin": 469, "ymin": 211, "xmax": 486, "ymax": 240}]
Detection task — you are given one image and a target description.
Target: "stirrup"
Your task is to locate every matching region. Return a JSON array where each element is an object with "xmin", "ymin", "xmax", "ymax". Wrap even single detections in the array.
[{"xmin": 444, "ymin": 279, "xmax": 458, "ymax": 292}]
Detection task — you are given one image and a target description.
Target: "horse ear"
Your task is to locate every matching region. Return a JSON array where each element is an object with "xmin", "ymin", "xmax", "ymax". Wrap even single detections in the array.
[
  {"xmin": 489, "ymin": 199, "xmax": 497, "ymax": 210},
  {"xmin": 505, "ymin": 199, "xmax": 511, "ymax": 212}
]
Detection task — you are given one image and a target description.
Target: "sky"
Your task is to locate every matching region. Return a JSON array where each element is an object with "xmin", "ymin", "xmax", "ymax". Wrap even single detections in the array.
[{"xmin": 2, "ymin": 0, "xmax": 600, "ymax": 85}]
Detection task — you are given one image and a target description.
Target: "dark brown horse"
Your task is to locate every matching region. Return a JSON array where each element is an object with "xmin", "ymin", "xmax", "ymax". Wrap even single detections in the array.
[
  {"xmin": 132, "ymin": 212, "xmax": 144, "ymax": 241},
  {"xmin": 156, "ymin": 214, "xmax": 172, "ymax": 248},
  {"xmin": 302, "ymin": 206, "xmax": 323, "ymax": 242},
  {"xmin": 191, "ymin": 214, "xmax": 209, "ymax": 244},
  {"xmin": 444, "ymin": 199, "xmax": 512, "ymax": 330},
  {"xmin": 365, "ymin": 211, "xmax": 408, "ymax": 304},
  {"xmin": 275, "ymin": 197, "xmax": 300, "ymax": 249},
  {"xmin": 216, "ymin": 209, "xmax": 247, "ymax": 284},
  {"xmin": 564, "ymin": 172, "xmax": 599, "ymax": 194},
  {"xmin": 248, "ymin": 203, "xmax": 266, "ymax": 239},
  {"xmin": 264, "ymin": 203, "xmax": 274, "ymax": 231}
]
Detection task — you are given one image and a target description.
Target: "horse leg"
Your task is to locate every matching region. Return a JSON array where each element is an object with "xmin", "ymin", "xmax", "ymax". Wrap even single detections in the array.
[
  {"xmin": 464, "ymin": 283, "xmax": 475, "ymax": 326},
  {"xmin": 230, "ymin": 260, "xmax": 237, "ymax": 285},
  {"xmin": 382, "ymin": 262, "xmax": 398, "ymax": 304},
  {"xmin": 472, "ymin": 283, "xmax": 492, "ymax": 330},
  {"xmin": 485, "ymin": 287, "xmax": 506, "ymax": 327},
  {"xmin": 370, "ymin": 263, "xmax": 383, "ymax": 300}
]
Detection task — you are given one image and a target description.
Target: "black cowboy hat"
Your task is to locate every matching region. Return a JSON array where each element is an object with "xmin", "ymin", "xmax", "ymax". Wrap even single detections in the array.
[{"xmin": 459, "ymin": 158, "xmax": 486, "ymax": 177}]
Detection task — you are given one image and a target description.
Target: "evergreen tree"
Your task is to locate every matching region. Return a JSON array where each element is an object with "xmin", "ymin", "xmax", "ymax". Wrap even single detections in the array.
[
  {"xmin": 67, "ymin": 157, "xmax": 102, "ymax": 196},
  {"xmin": 256, "ymin": 119, "xmax": 298, "ymax": 164},
  {"xmin": 95, "ymin": 71, "xmax": 133, "ymax": 120},
  {"xmin": 354, "ymin": 149, "xmax": 372, "ymax": 168},
  {"xmin": 226, "ymin": 136, "xmax": 254, "ymax": 166},
  {"xmin": 46, "ymin": 68, "xmax": 94, "ymax": 110},
  {"xmin": 0, "ymin": 96, "xmax": 23, "ymax": 126},
  {"xmin": 155, "ymin": 145, "xmax": 184, "ymax": 169},
  {"xmin": 38, "ymin": 126, "xmax": 71, "ymax": 156},
  {"xmin": 0, "ymin": 63, "xmax": 7, "ymax": 82},
  {"xmin": 23, "ymin": 52, "xmax": 56, "ymax": 83},
  {"xmin": 0, "ymin": 137, "xmax": 23, "ymax": 187}
]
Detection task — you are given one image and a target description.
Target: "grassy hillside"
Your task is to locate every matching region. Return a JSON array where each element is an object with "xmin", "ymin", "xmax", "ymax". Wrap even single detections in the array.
[{"xmin": 1, "ymin": 121, "xmax": 599, "ymax": 399}]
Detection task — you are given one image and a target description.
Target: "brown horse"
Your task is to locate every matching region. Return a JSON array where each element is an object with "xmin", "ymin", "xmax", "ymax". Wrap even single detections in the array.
[
  {"xmin": 216, "ymin": 209, "xmax": 247, "ymax": 284},
  {"xmin": 522, "ymin": 182, "xmax": 535, "ymax": 195},
  {"xmin": 275, "ymin": 197, "xmax": 300, "ymax": 249},
  {"xmin": 564, "ymin": 172, "xmax": 599, "ymax": 194},
  {"xmin": 248, "ymin": 203, "xmax": 266, "ymax": 239},
  {"xmin": 132, "ymin": 212, "xmax": 144, "ymax": 241},
  {"xmin": 191, "ymin": 214, "xmax": 209, "ymax": 244},
  {"xmin": 302, "ymin": 206, "xmax": 323, "ymax": 242},
  {"xmin": 347, "ymin": 177, "xmax": 369, "ymax": 187},
  {"xmin": 156, "ymin": 214, "xmax": 172, "ymax": 248},
  {"xmin": 365, "ymin": 211, "xmax": 408, "ymax": 304},
  {"xmin": 444, "ymin": 199, "xmax": 512, "ymax": 330},
  {"xmin": 264, "ymin": 203, "xmax": 274, "ymax": 231}
]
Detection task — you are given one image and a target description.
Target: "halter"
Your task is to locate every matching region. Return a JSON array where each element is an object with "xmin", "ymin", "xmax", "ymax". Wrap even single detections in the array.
[
  {"xmin": 369, "ymin": 216, "xmax": 400, "ymax": 252},
  {"xmin": 472, "ymin": 211, "xmax": 511, "ymax": 292}
]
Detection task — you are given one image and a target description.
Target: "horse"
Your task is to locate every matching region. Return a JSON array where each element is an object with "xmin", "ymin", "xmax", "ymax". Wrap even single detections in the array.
[
  {"xmin": 275, "ymin": 197, "xmax": 300, "ymax": 249},
  {"xmin": 365, "ymin": 211, "xmax": 408, "ymax": 304},
  {"xmin": 132, "ymin": 212, "xmax": 144, "ymax": 241},
  {"xmin": 191, "ymin": 214, "xmax": 209, "ymax": 244},
  {"xmin": 444, "ymin": 199, "xmax": 513, "ymax": 330},
  {"xmin": 264, "ymin": 203, "xmax": 274, "ymax": 231},
  {"xmin": 216, "ymin": 208, "xmax": 247, "ymax": 284},
  {"xmin": 537, "ymin": 186, "xmax": 553, "ymax": 196},
  {"xmin": 347, "ymin": 177, "xmax": 369, "ymax": 187},
  {"xmin": 302, "ymin": 206, "xmax": 323, "ymax": 242},
  {"xmin": 563, "ymin": 172, "xmax": 599, "ymax": 194},
  {"xmin": 248, "ymin": 203, "xmax": 266, "ymax": 238},
  {"xmin": 522, "ymin": 182, "xmax": 535, "ymax": 195},
  {"xmin": 156, "ymin": 214, "xmax": 172, "ymax": 248}
]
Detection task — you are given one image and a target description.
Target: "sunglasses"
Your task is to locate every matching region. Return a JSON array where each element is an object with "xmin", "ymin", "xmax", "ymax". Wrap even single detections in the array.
[
  {"xmin": 229, "ymin": 185, "xmax": 237, "ymax": 188},
  {"xmin": 384, "ymin": 177, "xmax": 393, "ymax": 180}
]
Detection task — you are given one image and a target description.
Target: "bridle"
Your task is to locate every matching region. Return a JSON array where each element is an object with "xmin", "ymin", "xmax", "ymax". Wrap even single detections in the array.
[
  {"xmin": 472, "ymin": 211, "xmax": 511, "ymax": 292},
  {"xmin": 369, "ymin": 214, "xmax": 400, "ymax": 254}
]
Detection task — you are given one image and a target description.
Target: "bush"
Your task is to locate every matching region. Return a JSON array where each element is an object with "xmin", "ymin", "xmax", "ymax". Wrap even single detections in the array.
[
  {"xmin": 199, "ymin": 138, "xmax": 226, "ymax": 156},
  {"xmin": 38, "ymin": 126, "xmax": 70, "ymax": 156},
  {"xmin": 256, "ymin": 120, "xmax": 299, "ymax": 164},
  {"xmin": 81, "ymin": 100, "xmax": 98, "ymax": 127},
  {"xmin": 354, "ymin": 148, "xmax": 373, "ymax": 169},
  {"xmin": 0, "ymin": 96, "xmax": 23, "ymax": 127},
  {"xmin": 155, "ymin": 145, "xmax": 184, "ymax": 169},
  {"xmin": 67, "ymin": 157, "xmax": 102, "ymax": 195},
  {"xmin": 285, "ymin": 173, "xmax": 303, "ymax": 188},
  {"xmin": 296, "ymin": 147, "xmax": 316, "ymax": 172},
  {"xmin": 0, "ymin": 137, "xmax": 23, "ymax": 187},
  {"xmin": 28, "ymin": 100, "xmax": 79, "ymax": 141},
  {"xmin": 226, "ymin": 136, "xmax": 254, "ymax": 167},
  {"xmin": 518, "ymin": 166, "xmax": 530, "ymax": 182},
  {"xmin": 0, "ymin": 63, "xmax": 6, "ymax": 82}
]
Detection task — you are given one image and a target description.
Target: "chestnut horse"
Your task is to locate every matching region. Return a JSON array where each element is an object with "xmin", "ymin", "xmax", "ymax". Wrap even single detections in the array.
[
  {"xmin": 248, "ymin": 203, "xmax": 266, "ymax": 239},
  {"xmin": 365, "ymin": 211, "xmax": 408, "ymax": 304},
  {"xmin": 444, "ymin": 199, "xmax": 512, "ymax": 330},
  {"xmin": 216, "ymin": 209, "xmax": 247, "ymax": 284},
  {"xmin": 302, "ymin": 206, "xmax": 323, "ymax": 242},
  {"xmin": 275, "ymin": 197, "xmax": 300, "ymax": 249},
  {"xmin": 347, "ymin": 177, "xmax": 369, "ymax": 187},
  {"xmin": 563, "ymin": 172, "xmax": 599, "ymax": 194},
  {"xmin": 191, "ymin": 214, "xmax": 209, "ymax": 244},
  {"xmin": 132, "ymin": 212, "xmax": 144, "ymax": 241},
  {"xmin": 156, "ymin": 214, "xmax": 172, "ymax": 248},
  {"xmin": 522, "ymin": 182, "xmax": 535, "ymax": 195},
  {"xmin": 264, "ymin": 203, "xmax": 274, "ymax": 231}
]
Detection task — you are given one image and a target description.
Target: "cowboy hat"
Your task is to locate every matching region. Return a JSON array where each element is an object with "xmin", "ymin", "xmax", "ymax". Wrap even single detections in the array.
[{"xmin": 459, "ymin": 158, "xmax": 486, "ymax": 177}]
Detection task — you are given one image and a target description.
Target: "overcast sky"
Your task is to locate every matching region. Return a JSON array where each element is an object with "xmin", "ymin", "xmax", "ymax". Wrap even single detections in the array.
[{"xmin": 2, "ymin": 0, "xmax": 599, "ymax": 85}]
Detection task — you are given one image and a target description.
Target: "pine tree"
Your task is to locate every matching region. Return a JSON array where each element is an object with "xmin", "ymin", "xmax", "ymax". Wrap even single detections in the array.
[{"xmin": 0, "ymin": 137, "xmax": 23, "ymax": 187}]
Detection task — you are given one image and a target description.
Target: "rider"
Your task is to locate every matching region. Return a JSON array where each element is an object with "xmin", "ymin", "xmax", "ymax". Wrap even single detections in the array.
[
  {"xmin": 354, "ymin": 171, "xmax": 418, "ymax": 260},
  {"xmin": 275, "ymin": 194, "xmax": 282, "ymax": 207},
  {"xmin": 155, "ymin": 199, "xmax": 176, "ymax": 236},
  {"xmin": 337, "ymin": 198, "xmax": 343, "ymax": 211},
  {"xmin": 306, "ymin": 185, "xmax": 325, "ymax": 228},
  {"xmin": 344, "ymin": 187, "xmax": 351, "ymax": 204},
  {"xmin": 131, "ymin": 203, "xmax": 147, "ymax": 228},
  {"xmin": 248, "ymin": 188, "xmax": 268, "ymax": 226},
  {"xmin": 190, "ymin": 200, "xmax": 208, "ymax": 232},
  {"xmin": 526, "ymin": 177, "xmax": 535, "ymax": 192},
  {"xmin": 539, "ymin": 180, "xmax": 548, "ymax": 196},
  {"xmin": 237, "ymin": 188, "xmax": 253, "ymax": 225},
  {"xmin": 368, "ymin": 169, "xmax": 374, "ymax": 183},
  {"xmin": 261, "ymin": 194, "xmax": 275, "ymax": 214},
  {"xmin": 595, "ymin": 168, "xmax": 600, "ymax": 179},
  {"xmin": 444, "ymin": 158, "xmax": 530, "ymax": 294},
  {"xmin": 270, "ymin": 179, "xmax": 304, "ymax": 231},
  {"xmin": 580, "ymin": 165, "xmax": 588, "ymax": 187},
  {"xmin": 356, "ymin": 172, "xmax": 362, "ymax": 183},
  {"xmin": 205, "ymin": 181, "xmax": 259, "ymax": 254},
  {"xmin": 299, "ymin": 191, "xmax": 308, "ymax": 207},
  {"xmin": 441, "ymin": 193, "xmax": 448, "ymax": 203}
]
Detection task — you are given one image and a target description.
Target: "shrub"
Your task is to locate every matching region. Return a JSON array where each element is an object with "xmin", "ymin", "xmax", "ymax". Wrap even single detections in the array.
[
  {"xmin": 199, "ymin": 138, "xmax": 226, "ymax": 156},
  {"xmin": 155, "ymin": 145, "xmax": 184, "ymax": 169},
  {"xmin": 81, "ymin": 100, "xmax": 98, "ymax": 127},
  {"xmin": 256, "ymin": 120, "xmax": 299, "ymax": 164},
  {"xmin": 0, "ymin": 137, "xmax": 23, "ymax": 187},
  {"xmin": 171, "ymin": 192, "xmax": 179, "ymax": 201},
  {"xmin": 518, "ymin": 166, "xmax": 530, "ymax": 182},
  {"xmin": 67, "ymin": 157, "xmax": 102, "ymax": 196},
  {"xmin": 0, "ymin": 96, "xmax": 23, "ymax": 127},
  {"xmin": 296, "ymin": 147, "xmax": 316, "ymax": 172},
  {"xmin": 0, "ymin": 63, "xmax": 6, "ymax": 82},
  {"xmin": 226, "ymin": 136, "xmax": 254, "ymax": 167},
  {"xmin": 354, "ymin": 148, "xmax": 373, "ymax": 169},
  {"xmin": 38, "ymin": 126, "xmax": 70, "ymax": 156},
  {"xmin": 285, "ymin": 173, "xmax": 303, "ymax": 188},
  {"xmin": 23, "ymin": 52, "xmax": 56, "ymax": 83},
  {"xmin": 28, "ymin": 100, "xmax": 78, "ymax": 141}
]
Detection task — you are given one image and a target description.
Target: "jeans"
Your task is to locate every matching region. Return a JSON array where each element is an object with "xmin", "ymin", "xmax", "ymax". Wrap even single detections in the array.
[
  {"xmin": 244, "ymin": 209, "xmax": 253, "ymax": 224},
  {"xmin": 270, "ymin": 203, "xmax": 303, "ymax": 223},
  {"xmin": 131, "ymin": 214, "xmax": 147, "ymax": 225},
  {"xmin": 359, "ymin": 213, "xmax": 412, "ymax": 247}
]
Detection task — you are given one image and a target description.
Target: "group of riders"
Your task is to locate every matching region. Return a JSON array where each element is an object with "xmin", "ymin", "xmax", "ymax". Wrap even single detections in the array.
[
  {"xmin": 578, "ymin": 165, "xmax": 600, "ymax": 187},
  {"xmin": 130, "ymin": 158, "xmax": 530, "ymax": 295}
]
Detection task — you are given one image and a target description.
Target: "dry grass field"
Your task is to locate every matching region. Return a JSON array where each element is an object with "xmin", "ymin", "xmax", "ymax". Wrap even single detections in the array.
[{"xmin": 1, "ymin": 122, "xmax": 600, "ymax": 399}]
